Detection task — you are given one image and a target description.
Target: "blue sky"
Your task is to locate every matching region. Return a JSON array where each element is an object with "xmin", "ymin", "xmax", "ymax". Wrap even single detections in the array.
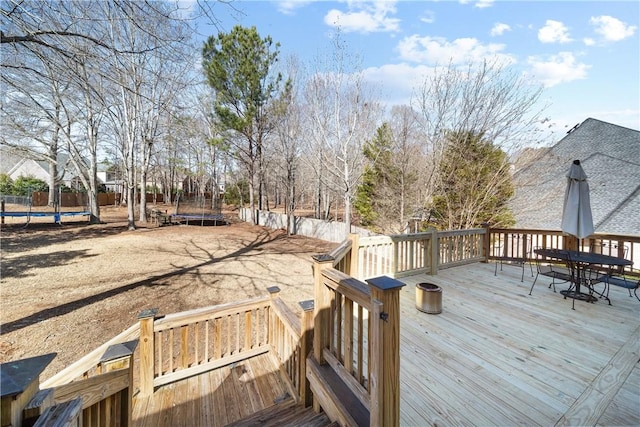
[{"xmin": 195, "ymin": 0, "xmax": 639, "ymax": 145}]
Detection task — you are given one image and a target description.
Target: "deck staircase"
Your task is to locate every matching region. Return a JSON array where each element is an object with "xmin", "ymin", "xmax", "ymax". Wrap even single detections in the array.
[{"xmin": 225, "ymin": 398, "xmax": 338, "ymax": 427}]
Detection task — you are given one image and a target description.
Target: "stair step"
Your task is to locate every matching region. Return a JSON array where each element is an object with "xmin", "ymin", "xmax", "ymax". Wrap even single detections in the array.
[{"xmin": 225, "ymin": 398, "xmax": 333, "ymax": 427}]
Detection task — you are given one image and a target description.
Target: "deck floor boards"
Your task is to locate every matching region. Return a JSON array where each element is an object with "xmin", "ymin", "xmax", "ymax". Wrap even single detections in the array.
[
  {"xmin": 132, "ymin": 352, "xmax": 291, "ymax": 427},
  {"xmin": 131, "ymin": 262, "xmax": 639, "ymax": 426},
  {"xmin": 399, "ymin": 262, "xmax": 639, "ymax": 426}
]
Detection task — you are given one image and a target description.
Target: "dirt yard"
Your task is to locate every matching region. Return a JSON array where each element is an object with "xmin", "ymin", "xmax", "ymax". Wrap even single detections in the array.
[{"xmin": 0, "ymin": 205, "xmax": 336, "ymax": 380}]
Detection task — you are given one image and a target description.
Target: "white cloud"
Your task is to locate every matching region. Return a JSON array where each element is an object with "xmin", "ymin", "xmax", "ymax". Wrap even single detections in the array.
[
  {"xmin": 420, "ymin": 10, "xmax": 435, "ymax": 24},
  {"xmin": 275, "ymin": 1, "xmax": 315, "ymax": 15},
  {"xmin": 324, "ymin": 1, "xmax": 401, "ymax": 33},
  {"xmin": 583, "ymin": 38, "xmax": 595, "ymax": 46},
  {"xmin": 397, "ymin": 35, "xmax": 515, "ymax": 66},
  {"xmin": 538, "ymin": 20, "xmax": 572, "ymax": 44},
  {"xmin": 491, "ymin": 23, "xmax": 511, "ymax": 37},
  {"xmin": 589, "ymin": 15, "xmax": 637, "ymax": 42},
  {"xmin": 475, "ymin": 0, "xmax": 494, "ymax": 9},
  {"xmin": 459, "ymin": 0, "xmax": 494, "ymax": 8},
  {"xmin": 527, "ymin": 52, "xmax": 589, "ymax": 87}
]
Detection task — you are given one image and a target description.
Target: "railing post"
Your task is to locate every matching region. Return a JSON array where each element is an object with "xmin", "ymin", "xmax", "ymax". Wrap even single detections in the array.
[
  {"xmin": 349, "ymin": 233, "xmax": 360, "ymax": 278},
  {"xmin": 138, "ymin": 308, "xmax": 158, "ymax": 397},
  {"xmin": 429, "ymin": 228, "xmax": 439, "ymax": 275},
  {"xmin": 312, "ymin": 254, "xmax": 334, "ymax": 412},
  {"xmin": 366, "ymin": 276, "xmax": 405, "ymax": 427},
  {"xmin": 369, "ymin": 299, "xmax": 384, "ymax": 427},
  {"xmin": 267, "ymin": 286, "xmax": 281, "ymax": 346},
  {"xmin": 299, "ymin": 300, "xmax": 314, "ymax": 407},
  {"xmin": 312, "ymin": 254, "xmax": 334, "ymax": 365},
  {"xmin": 1, "ymin": 353, "xmax": 56, "ymax": 427},
  {"xmin": 99, "ymin": 340, "xmax": 138, "ymax": 427},
  {"xmin": 482, "ymin": 223, "xmax": 491, "ymax": 262}
]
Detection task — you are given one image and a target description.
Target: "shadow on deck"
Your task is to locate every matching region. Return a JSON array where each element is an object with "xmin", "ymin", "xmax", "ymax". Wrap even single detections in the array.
[{"xmin": 132, "ymin": 352, "xmax": 334, "ymax": 427}]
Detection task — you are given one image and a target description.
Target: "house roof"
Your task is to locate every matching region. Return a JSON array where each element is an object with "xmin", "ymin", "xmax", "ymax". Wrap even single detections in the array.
[{"xmin": 510, "ymin": 117, "xmax": 640, "ymax": 236}]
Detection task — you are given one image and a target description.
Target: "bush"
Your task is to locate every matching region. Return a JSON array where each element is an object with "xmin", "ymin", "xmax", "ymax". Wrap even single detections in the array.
[
  {"xmin": 0, "ymin": 174, "xmax": 13, "ymax": 195},
  {"xmin": 11, "ymin": 176, "xmax": 48, "ymax": 196}
]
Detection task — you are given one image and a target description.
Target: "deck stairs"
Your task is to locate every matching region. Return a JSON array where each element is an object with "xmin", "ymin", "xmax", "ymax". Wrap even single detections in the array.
[{"xmin": 225, "ymin": 398, "xmax": 338, "ymax": 427}]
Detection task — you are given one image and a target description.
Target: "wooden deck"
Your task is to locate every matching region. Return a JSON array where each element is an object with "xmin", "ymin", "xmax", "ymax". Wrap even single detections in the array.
[
  {"xmin": 131, "ymin": 262, "xmax": 639, "ymax": 426},
  {"xmin": 132, "ymin": 352, "xmax": 295, "ymax": 426},
  {"xmin": 399, "ymin": 262, "xmax": 639, "ymax": 426}
]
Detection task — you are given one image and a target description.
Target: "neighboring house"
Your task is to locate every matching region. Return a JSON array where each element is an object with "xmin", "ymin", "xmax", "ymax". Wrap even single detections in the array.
[
  {"xmin": 97, "ymin": 163, "xmax": 124, "ymax": 193},
  {"xmin": 0, "ymin": 148, "xmax": 102, "ymax": 191},
  {"xmin": 6, "ymin": 157, "xmax": 56, "ymax": 184},
  {"xmin": 509, "ymin": 117, "xmax": 640, "ymax": 236}
]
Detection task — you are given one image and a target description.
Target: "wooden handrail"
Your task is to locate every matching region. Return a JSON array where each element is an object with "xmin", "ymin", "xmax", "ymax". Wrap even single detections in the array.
[
  {"xmin": 312, "ymin": 250, "xmax": 404, "ymax": 427},
  {"xmin": 42, "ymin": 324, "xmax": 140, "ymax": 388}
]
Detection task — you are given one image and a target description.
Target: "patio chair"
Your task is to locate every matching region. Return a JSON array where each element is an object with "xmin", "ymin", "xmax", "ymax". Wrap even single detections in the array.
[
  {"xmin": 590, "ymin": 273, "xmax": 640, "ymax": 305},
  {"xmin": 529, "ymin": 248, "xmax": 572, "ymax": 295},
  {"xmin": 494, "ymin": 236, "xmax": 534, "ymax": 282},
  {"xmin": 590, "ymin": 241, "xmax": 629, "ymax": 259}
]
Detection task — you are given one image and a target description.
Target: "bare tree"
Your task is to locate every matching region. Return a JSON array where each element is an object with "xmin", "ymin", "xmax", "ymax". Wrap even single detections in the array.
[
  {"xmin": 273, "ymin": 55, "xmax": 304, "ymax": 234},
  {"xmin": 413, "ymin": 58, "xmax": 544, "ymax": 229},
  {"xmin": 2, "ymin": 0, "xmax": 227, "ymax": 228},
  {"xmin": 303, "ymin": 33, "xmax": 382, "ymax": 232}
]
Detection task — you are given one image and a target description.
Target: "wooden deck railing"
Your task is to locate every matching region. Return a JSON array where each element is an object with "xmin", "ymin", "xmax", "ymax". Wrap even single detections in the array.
[
  {"xmin": 343, "ymin": 228, "xmax": 638, "ymax": 281},
  {"xmin": 266, "ymin": 287, "xmax": 315, "ymax": 406},
  {"xmin": 350, "ymin": 228, "xmax": 486, "ymax": 280},
  {"xmin": 310, "ymin": 254, "xmax": 404, "ymax": 427},
  {"xmin": 486, "ymin": 227, "xmax": 640, "ymax": 273},
  {"xmin": 138, "ymin": 295, "xmax": 297, "ymax": 395},
  {"xmin": 8, "ymin": 290, "xmax": 316, "ymax": 427},
  {"xmin": 140, "ymin": 296, "xmax": 271, "ymax": 395}
]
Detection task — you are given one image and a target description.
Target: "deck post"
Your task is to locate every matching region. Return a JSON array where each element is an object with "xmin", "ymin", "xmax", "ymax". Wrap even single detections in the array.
[
  {"xmin": 482, "ymin": 223, "xmax": 491, "ymax": 263},
  {"xmin": 99, "ymin": 340, "xmax": 138, "ymax": 427},
  {"xmin": 429, "ymin": 228, "xmax": 439, "ymax": 275},
  {"xmin": 267, "ymin": 286, "xmax": 280, "ymax": 346},
  {"xmin": 349, "ymin": 233, "xmax": 360, "ymax": 278},
  {"xmin": 138, "ymin": 308, "xmax": 158, "ymax": 397},
  {"xmin": 299, "ymin": 300, "xmax": 314, "ymax": 407},
  {"xmin": 312, "ymin": 254, "xmax": 334, "ymax": 412},
  {"xmin": 366, "ymin": 276, "xmax": 405, "ymax": 427}
]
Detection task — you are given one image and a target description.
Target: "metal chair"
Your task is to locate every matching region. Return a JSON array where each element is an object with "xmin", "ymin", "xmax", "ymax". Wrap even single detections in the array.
[
  {"xmin": 589, "ymin": 242, "xmax": 633, "ymax": 298},
  {"xmin": 590, "ymin": 241, "xmax": 629, "ymax": 259},
  {"xmin": 591, "ymin": 272, "xmax": 640, "ymax": 305},
  {"xmin": 494, "ymin": 235, "xmax": 534, "ymax": 282},
  {"xmin": 529, "ymin": 248, "xmax": 572, "ymax": 295}
]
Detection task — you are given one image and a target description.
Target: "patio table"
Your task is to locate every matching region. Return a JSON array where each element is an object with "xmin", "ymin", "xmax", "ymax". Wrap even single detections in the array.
[{"xmin": 534, "ymin": 248, "xmax": 632, "ymax": 304}]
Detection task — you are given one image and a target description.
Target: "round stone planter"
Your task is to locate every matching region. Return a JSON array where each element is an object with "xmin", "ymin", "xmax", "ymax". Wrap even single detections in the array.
[{"xmin": 415, "ymin": 283, "xmax": 442, "ymax": 314}]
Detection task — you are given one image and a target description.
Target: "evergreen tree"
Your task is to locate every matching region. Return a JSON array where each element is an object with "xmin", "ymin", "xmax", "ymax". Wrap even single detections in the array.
[
  {"xmin": 202, "ymin": 25, "xmax": 284, "ymax": 225},
  {"xmin": 431, "ymin": 131, "xmax": 514, "ymax": 230},
  {"xmin": 354, "ymin": 123, "xmax": 396, "ymax": 230}
]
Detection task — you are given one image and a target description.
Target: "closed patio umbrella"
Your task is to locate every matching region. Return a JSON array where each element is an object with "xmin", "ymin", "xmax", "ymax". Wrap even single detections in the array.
[
  {"xmin": 560, "ymin": 159, "xmax": 595, "ymax": 305},
  {"xmin": 561, "ymin": 160, "xmax": 594, "ymax": 240}
]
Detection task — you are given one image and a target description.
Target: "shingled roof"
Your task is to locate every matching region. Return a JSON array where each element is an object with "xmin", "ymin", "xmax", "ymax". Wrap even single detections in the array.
[{"xmin": 509, "ymin": 117, "xmax": 640, "ymax": 237}]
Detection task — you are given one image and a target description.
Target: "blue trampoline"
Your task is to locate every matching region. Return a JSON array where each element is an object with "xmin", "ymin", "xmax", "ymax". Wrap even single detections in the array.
[{"xmin": 1, "ymin": 210, "xmax": 90, "ymax": 226}]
